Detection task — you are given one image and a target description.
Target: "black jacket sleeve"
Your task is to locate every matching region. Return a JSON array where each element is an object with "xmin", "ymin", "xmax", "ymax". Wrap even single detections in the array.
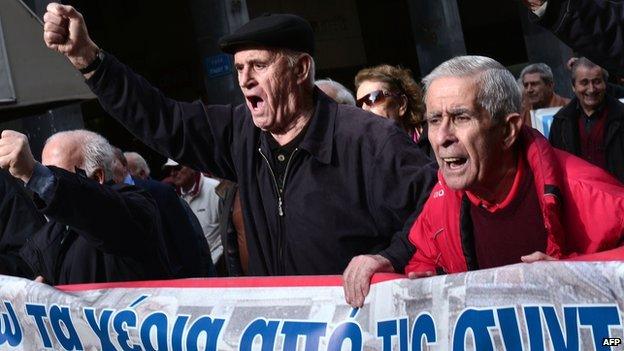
[
  {"xmin": 0, "ymin": 171, "xmax": 46, "ymax": 277},
  {"xmin": 370, "ymin": 131, "xmax": 438, "ymax": 272},
  {"xmin": 85, "ymin": 53, "xmax": 241, "ymax": 181},
  {"xmin": 33, "ymin": 167, "xmax": 161, "ymax": 257},
  {"xmin": 534, "ymin": 0, "xmax": 624, "ymax": 74}
]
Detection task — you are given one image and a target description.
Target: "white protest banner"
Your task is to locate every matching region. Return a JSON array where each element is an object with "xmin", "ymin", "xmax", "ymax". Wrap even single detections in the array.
[
  {"xmin": 0, "ymin": 261, "xmax": 622, "ymax": 350},
  {"xmin": 531, "ymin": 107, "xmax": 562, "ymax": 138}
]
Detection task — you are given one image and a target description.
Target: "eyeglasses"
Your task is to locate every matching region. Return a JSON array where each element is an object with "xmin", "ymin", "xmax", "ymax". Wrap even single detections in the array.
[{"xmin": 356, "ymin": 90, "xmax": 401, "ymax": 108}]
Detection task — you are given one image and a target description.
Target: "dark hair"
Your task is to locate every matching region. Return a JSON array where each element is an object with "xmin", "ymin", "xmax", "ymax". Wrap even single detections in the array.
[
  {"xmin": 571, "ymin": 57, "xmax": 609, "ymax": 84},
  {"xmin": 355, "ymin": 64, "xmax": 425, "ymax": 132}
]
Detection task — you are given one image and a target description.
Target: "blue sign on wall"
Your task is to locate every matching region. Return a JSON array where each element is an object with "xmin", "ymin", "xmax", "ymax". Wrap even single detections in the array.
[{"xmin": 204, "ymin": 54, "xmax": 233, "ymax": 79}]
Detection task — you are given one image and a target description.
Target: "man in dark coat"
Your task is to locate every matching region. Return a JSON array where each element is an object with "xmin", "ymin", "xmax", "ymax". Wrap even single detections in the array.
[
  {"xmin": 0, "ymin": 130, "xmax": 171, "ymax": 285},
  {"xmin": 111, "ymin": 148, "xmax": 215, "ymax": 278},
  {"xmin": 522, "ymin": 0, "xmax": 624, "ymax": 74},
  {"xmin": 549, "ymin": 58, "xmax": 624, "ymax": 183},
  {"xmin": 0, "ymin": 170, "xmax": 46, "ymax": 277},
  {"xmin": 42, "ymin": 4, "xmax": 437, "ymax": 282}
]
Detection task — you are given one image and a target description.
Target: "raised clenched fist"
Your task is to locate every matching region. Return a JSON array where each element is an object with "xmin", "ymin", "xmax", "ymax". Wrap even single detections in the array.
[{"xmin": 43, "ymin": 3, "xmax": 99, "ymax": 72}]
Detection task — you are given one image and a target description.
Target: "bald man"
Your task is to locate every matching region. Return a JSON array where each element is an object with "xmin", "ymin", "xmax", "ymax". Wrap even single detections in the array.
[{"xmin": 0, "ymin": 129, "xmax": 171, "ymax": 284}]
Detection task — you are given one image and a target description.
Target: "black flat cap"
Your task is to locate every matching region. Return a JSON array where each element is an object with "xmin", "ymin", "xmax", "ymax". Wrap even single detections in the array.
[{"xmin": 219, "ymin": 13, "xmax": 315, "ymax": 56}]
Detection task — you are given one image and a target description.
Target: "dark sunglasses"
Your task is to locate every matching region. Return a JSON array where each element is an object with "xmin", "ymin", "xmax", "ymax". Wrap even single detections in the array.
[{"xmin": 356, "ymin": 90, "xmax": 401, "ymax": 108}]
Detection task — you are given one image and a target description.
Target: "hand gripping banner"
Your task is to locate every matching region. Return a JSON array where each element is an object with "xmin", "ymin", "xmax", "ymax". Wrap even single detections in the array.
[{"xmin": 0, "ymin": 261, "xmax": 622, "ymax": 350}]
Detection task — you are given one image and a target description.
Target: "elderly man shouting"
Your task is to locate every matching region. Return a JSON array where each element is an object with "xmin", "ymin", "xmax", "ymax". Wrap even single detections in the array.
[
  {"xmin": 42, "ymin": 4, "xmax": 436, "ymax": 276},
  {"xmin": 0, "ymin": 130, "xmax": 171, "ymax": 284},
  {"xmin": 408, "ymin": 56, "xmax": 624, "ymax": 272},
  {"xmin": 345, "ymin": 55, "xmax": 624, "ymax": 307}
]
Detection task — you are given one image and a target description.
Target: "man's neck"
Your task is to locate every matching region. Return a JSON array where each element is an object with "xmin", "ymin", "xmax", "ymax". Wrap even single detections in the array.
[
  {"xmin": 534, "ymin": 92, "xmax": 554, "ymax": 109},
  {"xmin": 468, "ymin": 152, "xmax": 519, "ymax": 205},
  {"xmin": 181, "ymin": 178, "xmax": 197, "ymax": 194},
  {"xmin": 271, "ymin": 96, "xmax": 314, "ymax": 146}
]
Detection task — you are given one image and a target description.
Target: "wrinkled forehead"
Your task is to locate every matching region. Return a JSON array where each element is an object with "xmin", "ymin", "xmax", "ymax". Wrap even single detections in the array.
[
  {"xmin": 426, "ymin": 76, "xmax": 478, "ymax": 102},
  {"xmin": 522, "ymin": 72, "xmax": 544, "ymax": 84},
  {"xmin": 234, "ymin": 47, "xmax": 280, "ymax": 64},
  {"xmin": 574, "ymin": 65, "xmax": 605, "ymax": 80}
]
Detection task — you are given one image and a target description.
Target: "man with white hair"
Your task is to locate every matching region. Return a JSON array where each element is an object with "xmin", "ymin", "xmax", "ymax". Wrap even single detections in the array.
[
  {"xmin": 344, "ymin": 55, "xmax": 624, "ymax": 307},
  {"xmin": 315, "ymin": 79, "xmax": 356, "ymax": 105},
  {"xmin": 43, "ymin": 4, "xmax": 436, "ymax": 276},
  {"xmin": 124, "ymin": 151, "xmax": 151, "ymax": 180},
  {"xmin": 0, "ymin": 129, "xmax": 171, "ymax": 284}
]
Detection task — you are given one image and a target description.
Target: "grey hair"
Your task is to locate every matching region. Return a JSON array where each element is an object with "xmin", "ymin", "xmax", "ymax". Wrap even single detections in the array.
[
  {"xmin": 281, "ymin": 49, "xmax": 316, "ymax": 90},
  {"xmin": 520, "ymin": 63, "xmax": 554, "ymax": 85},
  {"xmin": 423, "ymin": 55, "xmax": 521, "ymax": 122},
  {"xmin": 315, "ymin": 78, "xmax": 356, "ymax": 105},
  {"xmin": 571, "ymin": 57, "xmax": 609, "ymax": 83},
  {"xmin": 45, "ymin": 130, "xmax": 115, "ymax": 181},
  {"xmin": 124, "ymin": 151, "xmax": 151, "ymax": 177}
]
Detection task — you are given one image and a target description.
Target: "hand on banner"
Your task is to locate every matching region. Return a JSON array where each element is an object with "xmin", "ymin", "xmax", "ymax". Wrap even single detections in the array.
[
  {"xmin": 521, "ymin": 251, "xmax": 557, "ymax": 263},
  {"xmin": 34, "ymin": 276, "xmax": 46, "ymax": 284},
  {"xmin": 0, "ymin": 131, "xmax": 36, "ymax": 184},
  {"xmin": 342, "ymin": 254, "xmax": 394, "ymax": 308},
  {"xmin": 521, "ymin": 0, "xmax": 546, "ymax": 12},
  {"xmin": 407, "ymin": 270, "xmax": 435, "ymax": 279},
  {"xmin": 43, "ymin": 3, "xmax": 100, "ymax": 74}
]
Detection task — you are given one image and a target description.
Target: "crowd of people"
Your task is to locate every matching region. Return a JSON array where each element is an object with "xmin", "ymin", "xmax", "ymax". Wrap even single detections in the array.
[{"xmin": 0, "ymin": 0, "xmax": 621, "ymax": 308}]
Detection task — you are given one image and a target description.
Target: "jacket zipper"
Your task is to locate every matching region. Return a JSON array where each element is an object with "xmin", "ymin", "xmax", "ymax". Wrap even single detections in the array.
[
  {"xmin": 53, "ymin": 225, "xmax": 72, "ymax": 283},
  {"xmin": 258, "ymin": 147, "xmax": 299, "ymax": 274},
  {"xmin": 258, "ymin": 148, "xmax": 283, "ymax": 215}
]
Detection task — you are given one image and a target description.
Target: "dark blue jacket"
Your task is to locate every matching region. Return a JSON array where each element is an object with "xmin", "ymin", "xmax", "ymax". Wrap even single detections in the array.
[
  {"xmin": 0, "ymin": 170, "xmax": 46, "ymax": 277},
  {"xmin": 86, "ymin": 54, "xmax": 437, "ymax": 275},
  {"xmin": 133, "ymin": 177, "xmax": 215, "ymax": 277},
  {"xmin": 534, "ymin": 0, "xmax": 624, "ymax": 74},
  {"xmin": 20, "ymin": 167, "xmax": 171, "ymax": 285}
]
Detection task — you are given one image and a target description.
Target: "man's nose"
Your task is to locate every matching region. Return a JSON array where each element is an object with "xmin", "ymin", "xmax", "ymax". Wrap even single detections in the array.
[
  {"xmin": 431, "ymin": 118, "xmax": 457, "ymax": 148},
  {"xmin": 238, "ymin": 67, "xmax": 255, "ymax": 89}
]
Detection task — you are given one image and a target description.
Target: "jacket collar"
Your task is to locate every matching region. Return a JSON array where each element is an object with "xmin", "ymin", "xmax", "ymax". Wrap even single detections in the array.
[
  {"xmin": 297, "ymin": 88, "xmax": 336, "ymax": 165},
  {"xmin": 256, "ymin": 88, "xmax": 336, "ymax": 165}
]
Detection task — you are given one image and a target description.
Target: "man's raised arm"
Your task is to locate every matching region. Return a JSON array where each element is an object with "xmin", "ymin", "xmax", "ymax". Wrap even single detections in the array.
[{"xmin": 43, "ymin": 3, "xmax": 100, "ymax": 78}]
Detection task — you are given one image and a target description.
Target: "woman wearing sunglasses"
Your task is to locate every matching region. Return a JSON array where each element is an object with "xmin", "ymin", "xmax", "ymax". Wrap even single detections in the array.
[{"xmin": 354, "ymin": 65, "xmax": 431, "ymax": 155}]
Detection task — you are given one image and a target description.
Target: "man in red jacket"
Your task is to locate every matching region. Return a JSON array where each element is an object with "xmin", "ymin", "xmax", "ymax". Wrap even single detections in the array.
[
  {"xmin": 344, "ymin": 55, "xmax": 624, "ymax": 307},
  {"xmin": 405, "ymin": 55, "xmax": 624, "ymax": 276}
]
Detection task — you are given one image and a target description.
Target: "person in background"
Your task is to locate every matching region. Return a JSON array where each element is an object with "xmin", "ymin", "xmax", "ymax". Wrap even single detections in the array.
[
  {"xmin": 549, "ymin": 58, "xmax": 624, "ymax": 183},
  {"xmin": 124, "ymin": 151, "xmax": 151, "ymax": 180},
  {"xmin": 0, "ymin": 130, "xmax": 171, "ymax": 284},
  {"xmin": 315, "ymin": 78, "xmax": 356, "ymax": 105},
  {"xmin": 519, "ymin": 63, "xmax": 570, "ymax": 127},
  {"xmin": 112, "ymin": 148, "xmax": 214, "ymax": 277},
  {"xmin": 355, "ymin": 64, "xmax": 431, "ymax": 155},
  {"xmin": 163, "ymin": 159, "xmax": 223, "ymax": 273}
]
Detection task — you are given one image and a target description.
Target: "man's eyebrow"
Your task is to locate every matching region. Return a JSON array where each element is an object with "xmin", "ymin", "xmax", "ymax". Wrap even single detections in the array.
[
  {"xmin": 447, "ymin": 107, "xmax": 472, "ymax": 115},
  {"xmin": 425, "ymin": 111, "xmax": 442, "ymax": 119}
]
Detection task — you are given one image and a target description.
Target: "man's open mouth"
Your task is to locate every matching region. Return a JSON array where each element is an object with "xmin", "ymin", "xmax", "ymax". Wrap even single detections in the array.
[
  {"xmin": 247, "ymin": 95, "xmax": 265, "ymax": 111},
  {"xmin": 442, "ymin": 157, "xmax": 467, "ymax": 170}
]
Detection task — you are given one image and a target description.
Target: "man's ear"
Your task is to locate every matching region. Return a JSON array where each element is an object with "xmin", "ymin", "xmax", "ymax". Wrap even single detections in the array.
[
  {"xmin": 502, "ymin": 112, "xmax": 523, "ymax": 149},
  {"xmin": 91, "ymin": 168, "xmax": 106, "ymax": 184},
  {"xmin": 295, "ymin": 54, "xmax": 313, "ymax": 85}
]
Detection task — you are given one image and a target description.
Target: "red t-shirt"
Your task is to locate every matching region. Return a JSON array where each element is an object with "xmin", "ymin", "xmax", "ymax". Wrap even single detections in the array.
[{"xmin": 466, "ymin": 157, "xmax": 548, "ymax": 269}]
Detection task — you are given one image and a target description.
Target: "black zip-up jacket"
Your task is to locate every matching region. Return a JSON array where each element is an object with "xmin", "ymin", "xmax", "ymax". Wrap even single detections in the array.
[
  {"xmin": 0, "ymin": 170, "xmax": 46, "ymax": 277},
  {"xmin": 19, "ymin": 167, "xmax": 172, "ymax": 285},
  {"xmin": 549, "ymin": 95, "xmax": 624, "ymax": 183},
  {"xmin": 86, "ymin": 54, "xmax": 437, "ymax": 275},
  {"xmin": 533, "ymin": 0, "xmax": 624, "ymax": 74}
]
